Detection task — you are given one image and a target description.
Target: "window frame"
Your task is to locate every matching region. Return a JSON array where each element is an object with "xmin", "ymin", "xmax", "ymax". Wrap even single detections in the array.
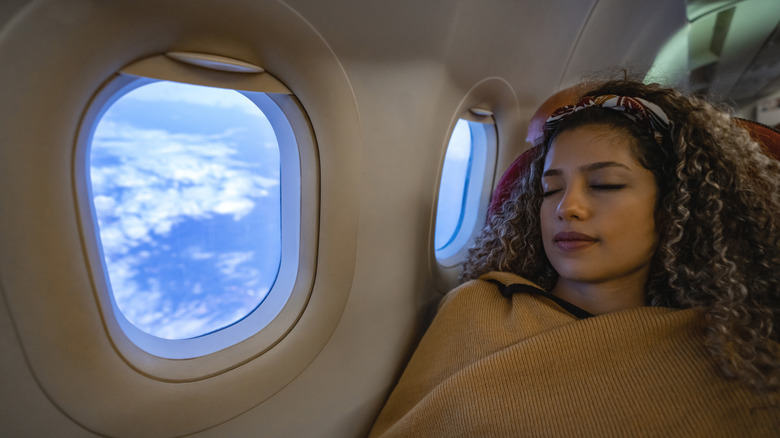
[
  {"xmin": 73, "ymin": 54, "xmax": 319, "ymax": 377},
  {"xmin": 434, "ymin": 116, "xmax": 497, "ymax": 267}
]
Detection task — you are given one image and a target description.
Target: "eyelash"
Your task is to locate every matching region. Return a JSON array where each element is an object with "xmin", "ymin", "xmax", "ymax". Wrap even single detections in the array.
[
  {"xmin": 591, "ymin": 184, "xmax": 626, "ymax": 191},
  {"xmin": 542, "ymin": 184, "xmax": 626, "ymax": 197}
]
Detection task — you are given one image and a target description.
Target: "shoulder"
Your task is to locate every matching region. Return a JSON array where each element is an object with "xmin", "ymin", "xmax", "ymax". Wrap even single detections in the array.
[{"xmin": 438, "ymin": 271, "xmax": 544, "ymax": 313}]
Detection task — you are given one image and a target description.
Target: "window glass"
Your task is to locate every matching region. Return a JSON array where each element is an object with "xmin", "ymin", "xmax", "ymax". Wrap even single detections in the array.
[
  {"xmin": 434, "ymin": 118, "xmax": 495, "ymax": 263},
  {"xmin": 89, "ymin": 80, "xmax": 281, "ymax": 340},
  {"xmin": 434, "ymin": 120, "xmax": 472, "ymax": 250}
]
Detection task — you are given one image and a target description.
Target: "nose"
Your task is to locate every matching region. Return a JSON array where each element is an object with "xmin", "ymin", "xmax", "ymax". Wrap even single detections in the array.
[{"xmin": 556, "ymin": 186, "xmax": 589, "ymax": 221}]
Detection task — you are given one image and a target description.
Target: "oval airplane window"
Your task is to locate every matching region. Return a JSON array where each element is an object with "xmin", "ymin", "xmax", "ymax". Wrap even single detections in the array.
[
  {"xmin": 434, "ymin": 119, "xmax": 471, "ymax": 251},
  {"xmin": 90, "ymin": 80, "xmax": 281, "ymax": 340},
  {"xmin": 80, "ymin": 66, "xmax": 312, "ymax": 362},
  {"xmin": 434, "ymin": 118, "xmax": 496, "ymax": 264}
]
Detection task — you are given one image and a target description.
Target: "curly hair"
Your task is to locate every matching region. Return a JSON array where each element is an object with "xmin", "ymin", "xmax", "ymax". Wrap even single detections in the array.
[{"xmin": 461, "ymin": 78, "xmax": 780, "ymax": 393}]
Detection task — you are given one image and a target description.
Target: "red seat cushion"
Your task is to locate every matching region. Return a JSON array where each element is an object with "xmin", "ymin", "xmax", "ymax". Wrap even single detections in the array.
[
  {"xmin": 486, "ymin": 147, "xmax": 537, "ymax": 217},
  {"xmin": 736, "ymin": 118, "xmax": 780, "ymax": 160}
]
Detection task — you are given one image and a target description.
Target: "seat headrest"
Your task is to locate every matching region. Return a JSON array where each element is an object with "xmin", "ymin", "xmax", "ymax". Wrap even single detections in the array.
[
  {"xmin": 486, "ymin": 147, "xmax": 536, "ymax": 217},
  {"xmin": 735, "ymin": 118, "xmax": 780, "ymax": 160}
]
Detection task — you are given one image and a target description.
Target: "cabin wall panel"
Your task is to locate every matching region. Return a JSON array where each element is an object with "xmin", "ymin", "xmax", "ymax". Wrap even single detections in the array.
[
  {"xmin": 0, "ymin": 0, "xmax": 28, "ymax": 30},
  {"xmin": 0, "ymin": 285, "xmax": 97, "ymax": 437},
  {"xmin": 287, "ymin": 0, "xmax": 599, "ymax": 127}
]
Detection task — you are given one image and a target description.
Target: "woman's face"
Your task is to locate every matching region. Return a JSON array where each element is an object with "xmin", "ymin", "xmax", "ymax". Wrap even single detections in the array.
[{"xmin": 540, "ymin": 124, "xmax": 659, "ymax": 288}]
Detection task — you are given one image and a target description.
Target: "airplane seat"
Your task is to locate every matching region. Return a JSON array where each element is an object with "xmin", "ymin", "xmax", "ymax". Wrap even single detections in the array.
[
  {"xmin": 736, "ymin": 118, "xmax": 780, "ymax": 161},
  {"xmin": 486, "ymin": 146, "xmax": 538, "ymax": 217}
]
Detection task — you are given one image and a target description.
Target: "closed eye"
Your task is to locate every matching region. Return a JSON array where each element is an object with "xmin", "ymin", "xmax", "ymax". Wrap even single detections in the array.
[
  {"xmin": 542, "ymin": 189, "xmax": 562, "ymax": 197},
  {"xmin": 591, "ymin": 184, "xmax": 626, "ymax": 191}
]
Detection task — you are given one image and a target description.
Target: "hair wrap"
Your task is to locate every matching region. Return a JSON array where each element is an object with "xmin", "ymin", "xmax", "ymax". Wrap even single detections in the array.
[{"xmin": 544, "ymin": 94, "xmax": 671, "ymax": 144}]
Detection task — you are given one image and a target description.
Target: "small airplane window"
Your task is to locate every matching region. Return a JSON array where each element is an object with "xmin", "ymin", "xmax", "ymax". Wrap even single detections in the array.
[
  {"xmin": 434, "ymin": 118, "xmax": 495, "ymax": 263},
  {"xmin": 434, "ymin": 119, "xmax": 471, "ymax": 251},
  {"xmin": 90, "ymin": 80, "xmax": 282, "ymax": 340}
]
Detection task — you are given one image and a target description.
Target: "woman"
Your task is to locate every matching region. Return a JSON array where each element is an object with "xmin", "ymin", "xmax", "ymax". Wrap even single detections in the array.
[{"xmin": 369, "ymin": 79, "xmax": 779, "ymax": 437}]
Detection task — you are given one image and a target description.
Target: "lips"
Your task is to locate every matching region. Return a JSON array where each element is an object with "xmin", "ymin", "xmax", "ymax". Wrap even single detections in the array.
[{"xmin": 553, "ymin": 231, "xmax": 598, "ymax": 251}]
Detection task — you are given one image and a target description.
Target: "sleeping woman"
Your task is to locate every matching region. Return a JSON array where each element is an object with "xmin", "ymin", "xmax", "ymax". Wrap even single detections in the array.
[{"xmin": 369, "ymin": 78, "xmax": 779, "ymax": 437}]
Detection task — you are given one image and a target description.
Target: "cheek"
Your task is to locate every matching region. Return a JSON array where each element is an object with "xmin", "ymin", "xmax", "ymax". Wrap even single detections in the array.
[
  {"xmin": 614, "ymin": 201, "xmax": 658, "ymax": 252},
  {"xmin": 539, "ymin": 201, "xmax": 555, "ymax": 239},
  {"xmin": 539, "ymin": 201, "xmax": 560, "ymax": 260},
  {"xmin": 634, "ymin": 196, "xmax": 658, "ymax": 237}
]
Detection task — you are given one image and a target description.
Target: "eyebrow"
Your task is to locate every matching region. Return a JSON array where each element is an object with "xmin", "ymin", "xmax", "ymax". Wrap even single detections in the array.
[{"xmin": 542, "ymin": 161, "xmax": 631, "ymax": 177}]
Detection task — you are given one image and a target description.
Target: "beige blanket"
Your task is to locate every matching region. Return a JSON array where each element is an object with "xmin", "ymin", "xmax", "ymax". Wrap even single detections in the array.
[{"xmin": 370, "ymin": 272, "xmax": 779, "ymax": 437}]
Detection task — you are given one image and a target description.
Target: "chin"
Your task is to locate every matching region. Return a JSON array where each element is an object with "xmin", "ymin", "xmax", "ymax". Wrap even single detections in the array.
[{"xmin": 549, "ymin": 262, "xmax": 594, "ymax": 282}]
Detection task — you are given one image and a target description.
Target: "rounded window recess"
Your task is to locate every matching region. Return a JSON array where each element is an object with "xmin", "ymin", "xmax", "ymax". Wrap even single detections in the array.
[
  {"xmin": 434, "ymin": 118, "xmax": 497, "ymax": 265},
  {"xmin": 82, "ymin": 72, "xmax": 310, "ymax": 360}
]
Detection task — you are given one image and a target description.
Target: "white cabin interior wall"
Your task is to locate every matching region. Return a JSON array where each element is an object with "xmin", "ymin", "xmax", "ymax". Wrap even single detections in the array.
[{"xmin": 0, "ymin": 285, "xmax": 91, "ymax": 437}]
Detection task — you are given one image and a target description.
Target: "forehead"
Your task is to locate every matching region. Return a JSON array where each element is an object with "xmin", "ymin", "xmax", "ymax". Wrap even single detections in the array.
[{"xmin": 544, "ymin": 125, "xmax": 639, "ymax": 170}]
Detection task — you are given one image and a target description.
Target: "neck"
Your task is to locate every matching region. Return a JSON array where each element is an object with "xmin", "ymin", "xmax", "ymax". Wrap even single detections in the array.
[{"xmin": 551, "ymin": 274, "xmax": 648, "ymax": 315}]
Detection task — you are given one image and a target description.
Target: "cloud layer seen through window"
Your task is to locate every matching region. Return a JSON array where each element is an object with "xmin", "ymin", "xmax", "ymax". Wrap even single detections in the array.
[{"xmin": 90, "ymin": 81, "xmax": 282, "ymax": 340}]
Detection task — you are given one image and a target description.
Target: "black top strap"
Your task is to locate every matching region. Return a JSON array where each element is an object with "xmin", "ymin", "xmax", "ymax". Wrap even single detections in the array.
[{"xmin": 487, "ymin": 279, "xmax": 594, "ymax": 320}]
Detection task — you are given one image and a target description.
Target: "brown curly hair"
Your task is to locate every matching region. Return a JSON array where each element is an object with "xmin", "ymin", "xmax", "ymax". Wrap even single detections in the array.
[{"xmin": 461, "ymin": 78, "xmax": 780, "ymax": 393}]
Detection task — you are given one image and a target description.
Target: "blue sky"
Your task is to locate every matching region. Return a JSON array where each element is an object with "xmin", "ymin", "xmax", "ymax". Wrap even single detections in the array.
[{"xmin": 90, "ymin": 81, "xmax": 281, "ymax": 340}]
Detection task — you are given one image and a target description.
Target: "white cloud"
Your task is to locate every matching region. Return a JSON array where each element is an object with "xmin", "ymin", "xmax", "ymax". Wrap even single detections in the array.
[
  {"xmin": 90, "ymin": 120, "xmax": 280, "ymax": 257},
  {"xmin": 186, "ymin": 247, "xmax": 216, "ymax": 260},
  {"xmin": 445, "ymin": 120, "xmax": 472, "ymax": 161},
  {"xmin": 214, "ymin": 198, "xmax": 255, "ymax": 218},
  {"xmin": 217, "ymin": 252, "xmax": 256, "ymax": 277}
]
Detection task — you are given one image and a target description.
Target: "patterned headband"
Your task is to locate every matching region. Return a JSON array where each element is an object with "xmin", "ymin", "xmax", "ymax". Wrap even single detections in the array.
[{"xmin": 543, "ymin": 94, "xmax": 672, "ymax": 144}]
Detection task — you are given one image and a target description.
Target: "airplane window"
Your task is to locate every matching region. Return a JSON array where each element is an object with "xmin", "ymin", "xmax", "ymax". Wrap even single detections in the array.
[
  {"xmin": 434, "ymin": 118, "xmax": 495, "ymax": 263},
  {"xmin": 435, "ymin": 120, "xmax": 471, "ymax": 251},
  {"xmin": 90, "ymin": 80, "xmax": 281, "ymax": 340},
  {"xmin": 87, "ymin": 77, "xmax": 306, "ymax": 355}
]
